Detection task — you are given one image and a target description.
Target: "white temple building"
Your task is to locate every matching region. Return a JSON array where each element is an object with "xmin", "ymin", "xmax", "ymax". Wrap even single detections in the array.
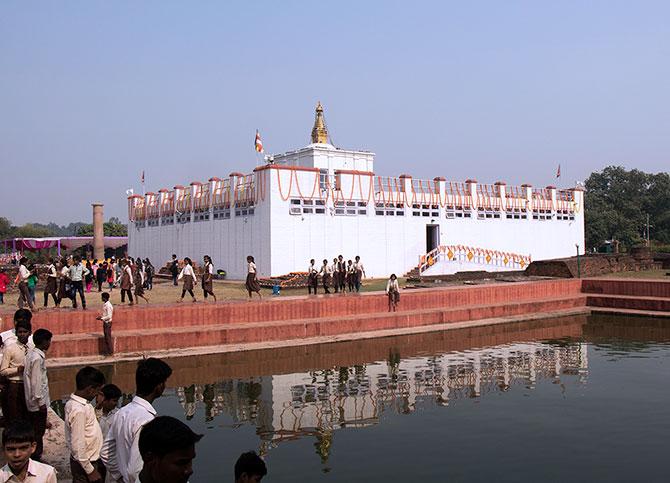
[{"xmin": 127, "ymin": 103, "xmax": 585, "ymax": 279}]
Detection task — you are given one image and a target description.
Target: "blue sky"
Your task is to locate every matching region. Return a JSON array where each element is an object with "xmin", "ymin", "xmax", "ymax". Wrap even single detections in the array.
[{"xmin": 2, "ymin": 1, "xmax": 668, "ymax": 224}]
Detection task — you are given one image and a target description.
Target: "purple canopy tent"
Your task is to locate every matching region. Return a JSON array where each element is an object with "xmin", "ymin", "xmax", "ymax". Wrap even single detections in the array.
[{"xmin": 1, "ymin": 236, "xmax": 128, "ymax": 257}]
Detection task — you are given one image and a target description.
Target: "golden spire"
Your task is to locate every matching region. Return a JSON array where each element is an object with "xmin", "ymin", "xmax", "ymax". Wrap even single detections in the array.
[{"xmin": 311, "ymin": 101, "xmax": 329, "ymax": 144}]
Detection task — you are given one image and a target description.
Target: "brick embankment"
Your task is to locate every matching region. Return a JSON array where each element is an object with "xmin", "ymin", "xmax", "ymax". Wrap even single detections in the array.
[
  {"xmin": 582, "ymin": 278, "xmax": 670, "ymax": 316},
  {"xmin": 0, "ymin": 279, "xmax": 587, "ymax": 363}
]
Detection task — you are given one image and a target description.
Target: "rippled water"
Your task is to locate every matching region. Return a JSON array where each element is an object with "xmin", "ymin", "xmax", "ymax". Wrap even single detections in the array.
[{"xmin": 49, "ymin": 313, "xmax": 670, "ymax": 482}]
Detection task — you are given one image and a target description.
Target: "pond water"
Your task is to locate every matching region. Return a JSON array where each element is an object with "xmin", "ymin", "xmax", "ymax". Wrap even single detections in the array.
[{"xmin": 49, "ymin": 313, "xmax": 670, "ymax": 482}]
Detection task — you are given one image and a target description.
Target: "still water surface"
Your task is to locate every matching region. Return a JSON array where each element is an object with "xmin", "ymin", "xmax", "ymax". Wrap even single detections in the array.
[{"xmin": 50, "ymin": 313, "xmax": 670, "ymax": 482}]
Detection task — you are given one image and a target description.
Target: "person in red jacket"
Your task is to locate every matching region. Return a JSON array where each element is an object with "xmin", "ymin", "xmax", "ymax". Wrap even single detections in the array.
[{"xmin": 0, "ymin": 269, "xmax": 8, "ymax": 305}]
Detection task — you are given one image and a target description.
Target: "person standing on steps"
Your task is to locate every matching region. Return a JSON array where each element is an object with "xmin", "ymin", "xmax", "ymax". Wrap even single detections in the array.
[
  {"xmin": 319, "ymin": 259, "xmax": 332, "ymax": 294},
  {"xmin": 202, "ymin": 256, "xmax": 217, "ymax": 302},
  {"xmin": 178, "ymin": 257, "xmax": 198, "ymax": 303},
  {"xmin": 245, "ymin": 256, "xmax": 262, "ymax": 299},
  {"xmin": 386, "ymin": 274, "xmax": 400, "ymax": 312},
  {"xmin": 307, "ymin": 259, "xmax": 318, "ymax": 295}
]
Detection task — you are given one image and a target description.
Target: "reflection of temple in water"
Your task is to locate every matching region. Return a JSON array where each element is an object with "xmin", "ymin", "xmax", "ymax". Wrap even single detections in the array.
[{"xmin": 173, "ymin": 342, "xmax": 588, "ymax": 460}]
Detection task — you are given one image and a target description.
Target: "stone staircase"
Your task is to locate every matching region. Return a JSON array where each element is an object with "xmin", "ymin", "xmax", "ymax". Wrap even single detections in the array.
[{"xmin": 583, "ymin": 279, "xmax": 670, "ymax": 316}]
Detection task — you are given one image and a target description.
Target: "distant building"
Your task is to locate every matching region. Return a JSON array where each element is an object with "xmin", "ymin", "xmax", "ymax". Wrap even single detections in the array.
[{"xmin": 127, "ymin": 103, "xmax": 585, "ymax": 279}]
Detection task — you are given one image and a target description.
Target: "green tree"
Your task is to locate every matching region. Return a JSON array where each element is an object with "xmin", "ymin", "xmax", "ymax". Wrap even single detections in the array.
[{"xmin": 585, "ymin": 166, "xmax": 670, "ymax": 250}]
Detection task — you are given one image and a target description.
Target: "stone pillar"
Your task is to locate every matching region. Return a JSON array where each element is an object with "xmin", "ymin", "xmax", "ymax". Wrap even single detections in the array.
[{"xmin": 92, "ymin": 203, "xmax": 105, "ymax": 261}]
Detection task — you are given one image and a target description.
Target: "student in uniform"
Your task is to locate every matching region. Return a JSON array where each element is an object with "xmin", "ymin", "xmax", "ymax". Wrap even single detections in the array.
[
  {"xmin": 1, "ymin": 420, "xmax": 57, "ymax": 483},
  {"xmin": 0, "ymin": 319, "xmax": 32, "ymax": 424},
  {"xmin": 57, "ymin": 257, "xmax": 71, "ymax": 307},
  {"xmin": 170, "ymin": 254, "xmax": 179, "ymax": 286},
  {"xmin": 337, "ymin": 255, "xmax": 347, "ymax": 293},
  {"xmin": 201, "ymin": 255, "xmax": 217, "ymax": 302},
  {"xmin": 69, "ymin": 256, "xmax": 89, "ymax": 309},
  {"xmin": 96, "ymin": 292, "xmax": 114, "ymax": 356},
  {"xmin": 354, "ymin": 255, "xmax": 366, "ymax": 292},
  {"xmin": 386, "ymin": 273, "xmax": 400, "ymax": 312},
  {"xmin": 177, "ymin": 258, "xmax": 197, "ymax": 303},
  {"xmin": 319, "ymin": 259, "xmax": 332, "ymax": 294},
  {"xmin": 133, "ymin": 263, "xmax": 150, "ymax": 304},
  {"xmin": 120, "ymin": 259, "xmax": 134, "ymax": 305},
  {"xmin": 15, "ymin": 257, "xmax": 35, "ymax": 311},
  {"xmin": 43, "ymin": 258, "xmax": 58, "ymax": 308},
  {"xmin": 346, "ymin": 260, "xmax": 355, "ymax": 292},
  {"xmin": 137, "ymin": 416, "xmax": 202, "ymax": 483},
  {"xmin": 23, "ymin": 329, "xmax": 53, "ymax": 461},
  {"xmin": 245, "ymin": 256, "xmax": 262, "ymax": 299},
  {"xmin": 96, "ymin": 262, "xmax": 107, "ymax": 292},
  {"xmin": 235, "ymin": 451, "xmax": 268, "ymax": 483},
  {"xmin": 101, "ymin": 358, "xmax": 173, "ymax": 483},
  {"xmin": 95, "ymin": 384, "xmax": 122, "ymax": 439},
  {"xmin": 307, "ymin": 259, "xmax": 318, "ymax": 295},
  {"xmin": 65, "ymin": 366, "xmax": 106, "ymax": 483},
  {"xmin": 331, "ymin": 258, "xmax": 340, "ymax": 293}
]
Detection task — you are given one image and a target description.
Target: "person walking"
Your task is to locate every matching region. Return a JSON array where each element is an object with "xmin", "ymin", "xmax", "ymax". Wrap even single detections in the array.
[
  {"xmin": 170, "ymin": 254, "xmax": 179, "ymax": 286},
  {"xmin": 386, "ymin": 274, "xmax": 400, "ymax": 312},
  {"xmin": 201, "ymin": 256, "xmax": 216, "ymax": 302},
  {"xmin": 107, "ymin": 261, "xmax": 116, "ymax": 291},
  {"xmin": 15, "ymin": 257, "xmax": 35, "ymax": 311},
  {"xmin": 307, "ymin": 259, "xmax": 318, "ymax": 295},
  {"xmin": 346, "ymin": 260, "xmax": 355, "ymax": 292},
  {"xmin": 354, "ymin": 255, "xmax": 366, "ymax": 292},
  {"xmin": 178, "ymin": 257, "xmax": 197, "ymax": 302},
  {"xmin": 0, "ymin": 319, "xmax": 32, "ymax": 423},
  {"xmin": 319, "ymin": 259, "xmax": 332, "ymax": 294},
  {"xmin": 133, "ymin": 262, "xmax": 150, "ymax": 304},
  {"xmin": 245, "ymin": 256, "xmax": 262, "ymax": 299},
  {"xmin": 26, "ymin": 265, "xmax": 38, "ymax": 306},
  {"xmin": 69, "ymin": 256, "xmax": 89, "ymax": 309},
  {"xmin": 44, "ymin": 258, "xmax": 58, "ymax": 308},
  {"xmin": 337, "ymin": 255, "xmax": 347, "ymax": 293},
  {"xmin": 85, "ymin": 261, "xmax": 94, "ymax": 293},
  {"xmin": 119, "ymin": 260, "xmax": 134, "ymax": 305},
  {"xmin": 144, "ymin": 259, "xmax": 154, "ymax": 291},
  {"xmin": 96, "ymin": 262, "xmax": 107, "ymax": 292}
]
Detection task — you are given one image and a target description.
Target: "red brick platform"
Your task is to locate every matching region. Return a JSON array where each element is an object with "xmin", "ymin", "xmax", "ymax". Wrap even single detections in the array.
[{"xmin": 2, "ymin": 278, "xmax": 668, "ymax": 361}]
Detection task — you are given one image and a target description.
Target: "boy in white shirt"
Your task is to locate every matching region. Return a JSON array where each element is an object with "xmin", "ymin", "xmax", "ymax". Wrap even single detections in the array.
[
  {"xmin": 95, "ymin": 292, "xmax": 114, "ymax": 356},
  {"xmin": 95, "ymin": 384, "xmax": 122, "ymax": 439},
  {"xmin": 1, "ymin": 420, "xmax": 57, "ymax": 483},
  {"xmin": 23, "ymin": 329, "xmax": 53, "ymax": 462},
  {"xmin": 64, "ymin": 366, "xmax": 106, "ymax": 483}
]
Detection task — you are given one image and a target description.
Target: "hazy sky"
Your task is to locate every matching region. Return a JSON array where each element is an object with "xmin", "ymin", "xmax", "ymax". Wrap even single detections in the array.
[{"xmin": 2, "ymin": 1, "xmax": 668, "ymax": 225}]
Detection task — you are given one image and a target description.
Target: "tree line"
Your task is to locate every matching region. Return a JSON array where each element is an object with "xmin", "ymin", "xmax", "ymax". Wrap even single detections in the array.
[
  {"xmin": 0, "ymin": 216, "xmax": 128, "ymax": 240},
  {"xmin": 585, "ymin": 166, "xmax": 670, "ymax": 251}
]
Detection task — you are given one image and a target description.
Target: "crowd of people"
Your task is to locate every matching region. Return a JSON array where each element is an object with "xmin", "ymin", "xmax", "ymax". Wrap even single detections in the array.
[
  {"xmin": 307, "ymin": 254, "xmax": 367, "ymax": 295},
  {"xmin": 0, "ymin": 308, "xmax": 268, "ymax": 482},
  {"xmin": 0, "ymin": 256, "xmax": 156, "ymax": 311}
]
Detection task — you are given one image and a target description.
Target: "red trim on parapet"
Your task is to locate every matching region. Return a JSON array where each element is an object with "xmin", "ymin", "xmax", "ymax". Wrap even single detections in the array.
[
  {"xmin": 228, "ymin": 172, "xmax": 245, "ymax": 177},
  {"xmin": 465, "ymin": 179, "xmax": 478, "ymax": 183},
  {"xmin": 158, "ymin": 188, "xmax": 169, "ymax": 193},
  {"xmin": 494, "ymin": 181, "xmax": 506, "ymax": 186},
  {"xmin": 173, "ymin": 185, "xmax": 186, "ymax": 189},
  {"xmin": 208, "ymin": 177, "xmax": 222, "ymax": 182},
  {"xmin": 190, "ymin": 181, "xmax": 203, "ymax": 186},
  {"xmin": 545, "ymin": 185, "xmax": 556, "ymax": 190},
  {"xmin": 521, "ymin": 183, "xmax": 532, "ymax": 188},
  {"xmin": 334, "ymin": 169, "xmax": 374, "ymax": 176},
  {"xmin": 433, "ymin": 176, "xmax": 446, "ymax": 181}
]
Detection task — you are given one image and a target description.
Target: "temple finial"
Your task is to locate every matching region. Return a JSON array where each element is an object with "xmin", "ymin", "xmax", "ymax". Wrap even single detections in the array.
[{"xmin": 311, "ymin": 101, "xmax": 329, "ymax": 144}]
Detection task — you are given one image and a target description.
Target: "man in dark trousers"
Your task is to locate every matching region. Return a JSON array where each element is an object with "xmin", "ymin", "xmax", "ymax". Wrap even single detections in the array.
[
  {"xmin": 170, "ymin": 255, "xmax": 179, "ymax": 286},
  {"xmin": 337, "ymin": 255, "xmax": 347, "ymax": 293}
]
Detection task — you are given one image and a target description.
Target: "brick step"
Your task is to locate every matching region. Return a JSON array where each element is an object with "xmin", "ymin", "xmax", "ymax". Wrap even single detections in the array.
[
  {"xmin": 47, "ymin": 295, "xmax": 587, "ymax": 358},
  {"xmin": 25, "ymin": 279, "xmax": 584, "ymax": 335},
  {"xmin": 586, "ymin": 294, "xmax": 670, "ymax": 312},
  {"xmin": 582, "ymin": 279, "xmax": 670, "ymax": 298}
]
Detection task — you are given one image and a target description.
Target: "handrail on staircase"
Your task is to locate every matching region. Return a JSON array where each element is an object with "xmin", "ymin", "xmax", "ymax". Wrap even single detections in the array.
[{"xmin": 418, "ymin": 245, "xmax": 532, "ymax": 274}]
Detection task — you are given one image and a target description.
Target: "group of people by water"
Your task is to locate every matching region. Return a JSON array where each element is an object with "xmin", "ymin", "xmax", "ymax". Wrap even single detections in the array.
[
  {"xmin": 0, "ymin": 308, "xmax": 268, "ymax": 482},
  {"xmin": 0, "ymin": 256, "xmax": 156, "ymax": 311}
]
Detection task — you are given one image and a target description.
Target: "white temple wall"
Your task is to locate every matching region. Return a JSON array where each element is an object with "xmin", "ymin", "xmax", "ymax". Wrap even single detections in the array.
[{"xmin": 128, "ymin": 198, "xmax": 272, "ymax": 279}]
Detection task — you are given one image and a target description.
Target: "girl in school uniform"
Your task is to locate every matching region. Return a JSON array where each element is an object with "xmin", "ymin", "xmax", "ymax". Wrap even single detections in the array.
[
  {"xmin": 245, "ymin": 256, "xmax": 262, "ymax": 299},
  {"xmin": 202, "ymin": 255, "xmax": 217, "ymax": 302},
  {"xmin": 178, "ymin": 257, "xmax": 198, "ymax": 302},
  {"xmin": 386, "ymin": 273, "xmax": 400, "ymax": 312}
]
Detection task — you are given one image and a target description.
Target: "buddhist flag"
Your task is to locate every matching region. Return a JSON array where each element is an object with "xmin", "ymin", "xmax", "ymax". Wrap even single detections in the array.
[
  {"xmin": 556, "ymin": 164, "xmax": 561, "ymax": 179},
  {"xmin": 254, "ymin": 130, "xmax": 264, "ymax": 153}
]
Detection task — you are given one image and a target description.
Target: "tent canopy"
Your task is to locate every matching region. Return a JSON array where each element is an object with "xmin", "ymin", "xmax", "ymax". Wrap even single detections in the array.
[{"xmin": 2, "ymin": 236, "xmax": 128, "ymax": 251}]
